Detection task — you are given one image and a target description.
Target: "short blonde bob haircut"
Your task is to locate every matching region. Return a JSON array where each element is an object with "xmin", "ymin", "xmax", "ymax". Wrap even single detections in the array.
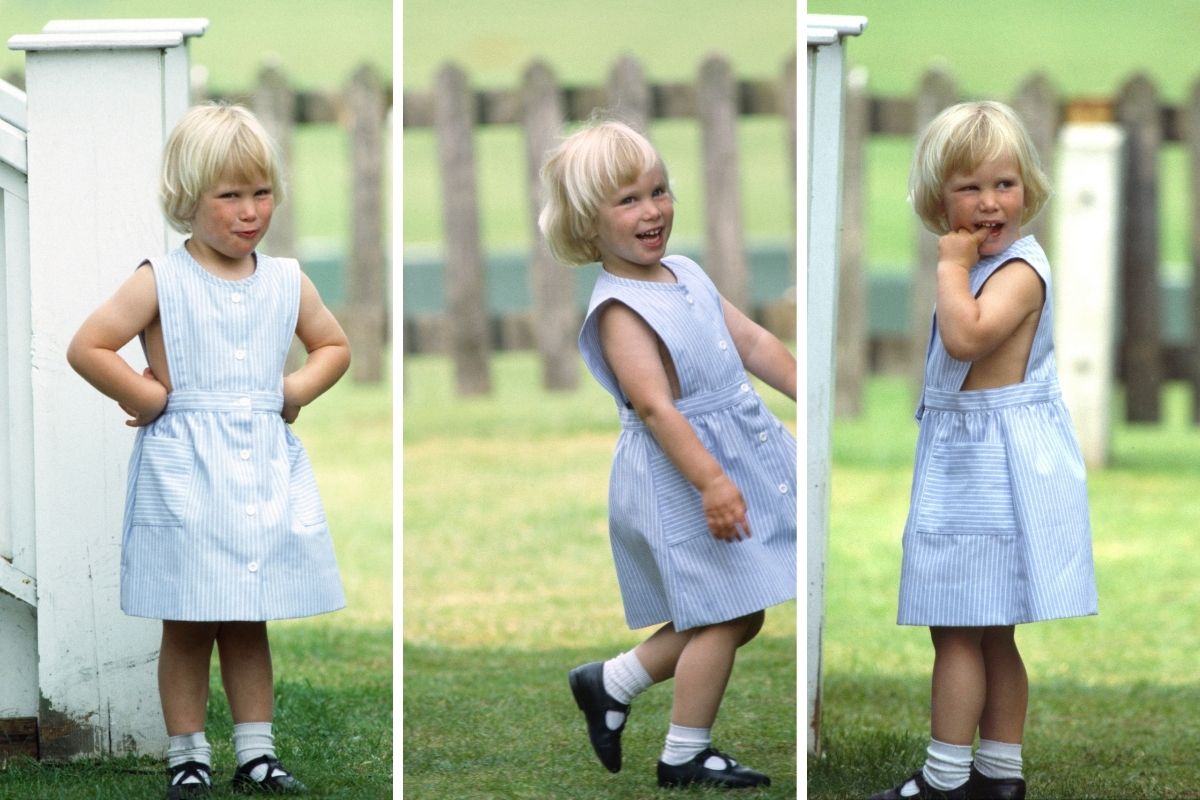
[
  {"xmin": 538, "ymin": 119, "xmax": 670, "ymax": 266},
  {"xmin": 160, "ymin": 103, "xmax": 285, "ymax": 234},
  {"xmin": 908, "ymin": 100, "xmax": 1050, "ymax": 235}
]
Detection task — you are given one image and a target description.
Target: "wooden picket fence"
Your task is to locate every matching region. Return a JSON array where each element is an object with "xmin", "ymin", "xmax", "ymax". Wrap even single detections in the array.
[
  {"xmin": 836, "ymin": 67, "xmax": 1200, "ymax": 424},
  {"xmin": 3, "ymin": 63, "xmax": 393, "ymax": 384},
  {"xmin": 402, "ymin": 53, "xmax": 797, "ymax": 395}
]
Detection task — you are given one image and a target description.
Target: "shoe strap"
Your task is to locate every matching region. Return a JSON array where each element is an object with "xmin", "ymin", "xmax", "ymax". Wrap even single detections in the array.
[{"xmin": 168, "ymin": 760, "xmax": 212, "ymax": 786}]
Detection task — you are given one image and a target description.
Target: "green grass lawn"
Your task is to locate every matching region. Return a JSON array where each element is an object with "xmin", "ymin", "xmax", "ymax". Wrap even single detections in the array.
[
  {"xmin": 403, "ymin": 351, "xmax": 798, "ymax": 799},
  {"xmin": 0, "ymin": 372, "xmax": 393, "ymax": 799},
  {"xmin": 810, "ymin": 376, "xmax": 1200, "ymax": 799}
]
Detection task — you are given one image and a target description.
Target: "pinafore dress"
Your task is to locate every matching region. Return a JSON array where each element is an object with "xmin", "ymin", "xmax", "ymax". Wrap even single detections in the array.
[
  {"xmin": 897, "ymin": 236, "xmax": 1098, "ymax": 626},
  {"xmin": 579, "ymin": 255, "xmax": 797, "ymax": 631},
  {"xmin": 120, "ymin": 246, "xmax": 346, "ymax": 621}
]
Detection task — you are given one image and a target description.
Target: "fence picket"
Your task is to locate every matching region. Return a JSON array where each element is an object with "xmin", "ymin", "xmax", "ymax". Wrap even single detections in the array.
[
  {"xmin": 835, "ymin": 66, "xmax": 868, "ymax": 417},
  {"xmin": 346, "ymin": 65, "xmax": 388, "ymax": 383},
  {"xmin": 1187, "ymin": 79, "xmax": 1200, "ymax": 423},
  {"xmin": 434, "ymin": 63, "xmax": 491, "ymax": 396},
  {"xmin": 1116, "ymin": 73, "xmax": 1164, "ymax": 422},
  {"xmin": 697, "ymin": 54, "xmax": 749, "ymax": 311},
  {"xmin": 1011, "ymin": 73, "xmax": 1058, "ymax": 248},
  {"xmin": 522, "ymin": 61, "xmax": 578, "ymax": 391}
]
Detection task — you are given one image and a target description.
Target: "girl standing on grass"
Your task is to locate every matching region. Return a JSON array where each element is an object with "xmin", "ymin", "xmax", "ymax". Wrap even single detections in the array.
[
  {"xmin": 870, "ymin": 101, "xmax": 1098, "ymax": 800},
  {"xmin": 67, "ymin": 103, "xmax": 350, "ymax": 799},
  {"xmin": 538, "ymin": 120, "xmax": 797, "ymax": 790}
]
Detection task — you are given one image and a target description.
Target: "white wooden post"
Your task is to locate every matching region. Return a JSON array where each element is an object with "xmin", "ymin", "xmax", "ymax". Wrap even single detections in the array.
[
  {"xmin": 0, "ymin": 78, "xmax": 37, "ymax": 740},
  {"xmin": 805, "ymin": 13, "xmax": 866, "ymax": 757},
  {"xmin": 1052, "ymin": 123, "xmax": 1125, "ymax": 467},
  {"xmin": 8, "ymin": 18, "xmax": 207, "ymax": 759}
]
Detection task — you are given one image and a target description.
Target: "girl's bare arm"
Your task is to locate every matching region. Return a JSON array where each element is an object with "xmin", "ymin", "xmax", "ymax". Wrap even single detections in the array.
[
  {"xmin": 66, "ymin": 265, "xmax": 168, "ymax": 427},
  {"xmin": 599, "ymin": 301, "xmax": 749, "ymax": 541},
  {"xmin": 722, "ymin": 298, "xmax": 796, "ymax": 401},
  {"xmin": 936, "ymin": 228, "xmax": 1044, "ymax": 363},
  {"xmin": 282, "ymin": 273, "xmax": 351, "ymax": 421}
]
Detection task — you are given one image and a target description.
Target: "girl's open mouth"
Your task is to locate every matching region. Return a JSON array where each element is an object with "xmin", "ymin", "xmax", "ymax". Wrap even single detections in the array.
[{"xmin": 637, "ymin": 227, "xmax": 664, "ymax": 245}]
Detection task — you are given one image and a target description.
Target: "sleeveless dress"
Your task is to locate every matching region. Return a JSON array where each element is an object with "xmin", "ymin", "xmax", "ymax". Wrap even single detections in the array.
[
  {"xmin": 120, "ymin": 246, "xmax": 346, "ymax": 621},
  {"xmin": 897, "ymin": 236, "xmax": 1098, "ymax": 626},
  {"xmin": 579, "ymin": 255, "xmax": 796, "ymax": 631}
]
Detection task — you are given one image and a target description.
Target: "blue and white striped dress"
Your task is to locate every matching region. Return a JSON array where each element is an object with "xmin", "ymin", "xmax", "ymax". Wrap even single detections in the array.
[
  {"xmin": 120, "ymin": 246, "xmax": 346, "ymax": 621},
  {"xmin": 897, "ymin": 236, "xmax": 1098, "ymax": 626},
  {"xmin": 579, "ymin": 255, "xmax": 797, "ymax": 631}
]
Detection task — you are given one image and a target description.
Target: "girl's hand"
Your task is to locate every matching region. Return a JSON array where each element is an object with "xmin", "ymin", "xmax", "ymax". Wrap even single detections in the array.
[
  {"xmin": 119, "ymin": 367, "xmax": 168, "ymax": 427},
  {"xmin": 937, "ymin": 226, "xmax": 991, "ymax": 271},
  {"xmin": 282, "ymin": 402, "xmax": 301, "ymax": 424},
  {"xmin": 702, "ymin": 474, "xmax": 751, "ymax": 542}
]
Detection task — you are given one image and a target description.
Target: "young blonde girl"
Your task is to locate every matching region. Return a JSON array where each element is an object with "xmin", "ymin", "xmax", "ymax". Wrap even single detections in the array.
[
  {"xmin": 68, "ymin": 103, "xmax": 350, "ymax": 798},
  {"xmin": 539, "ymin": 120, "xmax": 797, "ymax": 789},
  {"xmin": 870, "ymin": 101, "xmax": 1097, "ymax": 800}
]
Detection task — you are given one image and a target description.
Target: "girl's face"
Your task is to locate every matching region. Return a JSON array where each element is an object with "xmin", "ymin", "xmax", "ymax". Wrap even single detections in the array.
[
  {"xmin": 941, "ymin": 155, "xmax": 1025, "ymax": 257},
  {"xmin": 188, "ymin": 172, "xmax": 275, "ymax": 272},
  {"xmin": 592, "ymin": 164, "xmax": 674, "ymax": 279}
]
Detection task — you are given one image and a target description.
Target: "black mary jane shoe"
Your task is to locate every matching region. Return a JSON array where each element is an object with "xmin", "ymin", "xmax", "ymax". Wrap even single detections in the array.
[
  {"xmin": 869, "ymin": 770, "xmax": 968, "ymax": 800},
  {"xmin": 568, "ymin": 661, "xmax": 630, "ymax": 773},
  {"xmin": 657, "ymin": 748, "xmax": 771, "ymax": 789},
  {"xmin": 166, "ymin": 760, "xmax": 212, "ymax": 799},
  {"xmin": 231, "ymin": 755, "xmax": 308, "ymax": 794},
  {"xmin": 966, "ymin": 766, "xmax": 1026, "ymax": 800}
]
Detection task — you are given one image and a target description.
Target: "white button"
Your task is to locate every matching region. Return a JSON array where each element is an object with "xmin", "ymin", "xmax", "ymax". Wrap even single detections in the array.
[
  {"xmin": 234, "ymin": 349, "xmax": 246, "ymax": 360},
  {"xmin": 686, "ymin": 295, "xmax": 694, "ymax": 305},
  {"xmin": 248, "ymin": 561, "xmax": 259, "ymax": 573},
  {"xmin": 718, "ymin": 340, "xmax": 728, "ymax": 351},
  {"xmin": 245, "ymin": 504, "xmax": 257, "ymax": 516},
  {"xmin": 239, "ymin": 449, "xmax": 251, "ymax": 460},
  {"xmin": 238, "ymin": 397, "xmax": 251, "ymax": 408},
  {"xmin": 778, "ymin": 484, "xmax": 789, "ymax": 494},
  {"xmin": 759, "ymin": 432, "xmax": 769, "ymax": 442},
  {"xmin": 740, "ymin": 383, "xmax": 750, "ymax": 393},
  {"xmin": 231, "ymin": 293, "xmax": 244, "ymax": 303}
]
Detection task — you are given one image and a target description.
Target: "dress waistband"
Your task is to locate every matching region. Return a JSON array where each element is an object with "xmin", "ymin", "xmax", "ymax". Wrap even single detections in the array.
[
  {"xmin": 921, "ymin": 380, "xmax": 1060, "ymax": 413},
  {"xmin": 165, "ymin": 389, "xmax": 284, "ymax": 414},
  {"xmin": 619, "ymin": 380, "xmax": 757, "ymax": 430}
]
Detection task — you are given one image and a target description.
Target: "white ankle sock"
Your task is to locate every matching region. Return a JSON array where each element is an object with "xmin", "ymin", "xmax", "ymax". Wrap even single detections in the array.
[
  {"xmin": 601, "ymin": 651, "xmax": 652, "ymax": 731},
  {"xmin": 919, "ymin": 738, "xmax": 972, "ymax": 791},
  {"xmin": 974, "ymin": 738, "xmax": 1023, "ymax": 779},
  {"xmin": 233, "ymin": 721, "xmax": 276, "ymax": 781},
  {"xmin": 659, "ymin": 723, "xmax": 711, "ymax": 766},
  {"xmin": 167, "ymin": 732, "xmax": 212, "ymax": 785}
]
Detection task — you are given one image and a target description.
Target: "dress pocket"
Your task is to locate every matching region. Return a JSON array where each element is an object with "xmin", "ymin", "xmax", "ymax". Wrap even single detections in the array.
[
  {"xmin": 131, "ymin": 435, "xmax": 194, "ymax": 526},
  {"xmin": 916, "ymin": 441, "xmax": 1017, "ymax": 535},
  {"xmin": 287, "ymin": 431, "xmax": 327, "ymax": 529}
]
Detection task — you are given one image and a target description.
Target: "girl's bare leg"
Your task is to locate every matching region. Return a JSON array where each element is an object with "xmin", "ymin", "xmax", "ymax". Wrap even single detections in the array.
[
  {"xmin": 216, "ymin": 621, "xmax": 274, "ymax": 724},
  {"xmin": 669, "ymin": 611, "xmax": 764, "ymax": 728},
  {"xmin": 159, "ymin": 621, "xmax": 220, "ymax": 735},
  {"xmin": 929, "ymin": 626, "xmax": 987, "ymax": 745},
  {"xmin": 978, "ymin": 625, "xmax": 1027, "ymax": 743}
]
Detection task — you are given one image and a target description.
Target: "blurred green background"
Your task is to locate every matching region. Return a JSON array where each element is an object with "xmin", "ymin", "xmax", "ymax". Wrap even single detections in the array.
[{"xmin": 808, "ymin": 0, "xmax": 1200, "ymax": 274}]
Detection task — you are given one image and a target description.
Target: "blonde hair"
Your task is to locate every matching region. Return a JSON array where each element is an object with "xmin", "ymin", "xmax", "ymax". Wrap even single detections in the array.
[
  {"xmin": 159, "ymin": 103, "xmax": 285, "ymax": 233},
  {"xmin": 908, "ymin": 100, "xmax": 1050, "ymax": 234},
  {"xmin": 538, "ymin": 120, "xmax": 670, "ymax": 266}
]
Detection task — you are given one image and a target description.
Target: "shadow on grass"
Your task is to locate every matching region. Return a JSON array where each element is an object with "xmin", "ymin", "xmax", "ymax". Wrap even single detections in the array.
[
  {"xmin": 808, "ymin": 671, "xmax": 1200, "ymax": 800},
  {"xmin": 403, "ymin": 636, "xmax": 797, "ymax": 800}
]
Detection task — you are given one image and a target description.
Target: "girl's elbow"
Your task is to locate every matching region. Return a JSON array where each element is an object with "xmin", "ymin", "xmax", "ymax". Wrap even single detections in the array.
[{"xmin": 942, "ymin": 336, "xmax": 989, "ymax": 363}]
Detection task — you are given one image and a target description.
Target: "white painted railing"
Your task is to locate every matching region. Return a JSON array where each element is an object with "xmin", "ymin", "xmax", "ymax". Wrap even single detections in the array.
[
  {"xmin": 1, "ymin": 17, "xmax": 206, "ymax": 759},
  {"xmin": 806, "ymin": 12, "xmax": 867, "ymax": 757}
]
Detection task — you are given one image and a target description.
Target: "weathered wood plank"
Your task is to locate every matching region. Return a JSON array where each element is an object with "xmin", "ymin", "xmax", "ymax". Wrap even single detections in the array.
[
  {"xmin": 697, "ymin": 54, "xmax": 748, "ymax": 311},
  {"xmin": 1116, "ymin": 73, "xmax": 1164, "ymax": 422},
  {"xmin": 434, "ymin": 63, "xmax": 491, "ymax": 395}
]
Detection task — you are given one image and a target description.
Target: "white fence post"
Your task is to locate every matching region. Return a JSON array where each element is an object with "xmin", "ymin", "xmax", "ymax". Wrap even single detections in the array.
[
  {"xmin": 805, "ymin": 13, "xmax": 867, "ymax": 757},
  {"xmin": 1052, "ymin": 123, "xmax": 1125, "ymax": 468},
  {"xmin": 8, "ymin": 18, "xmax": 206, "ymax": 759}
]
